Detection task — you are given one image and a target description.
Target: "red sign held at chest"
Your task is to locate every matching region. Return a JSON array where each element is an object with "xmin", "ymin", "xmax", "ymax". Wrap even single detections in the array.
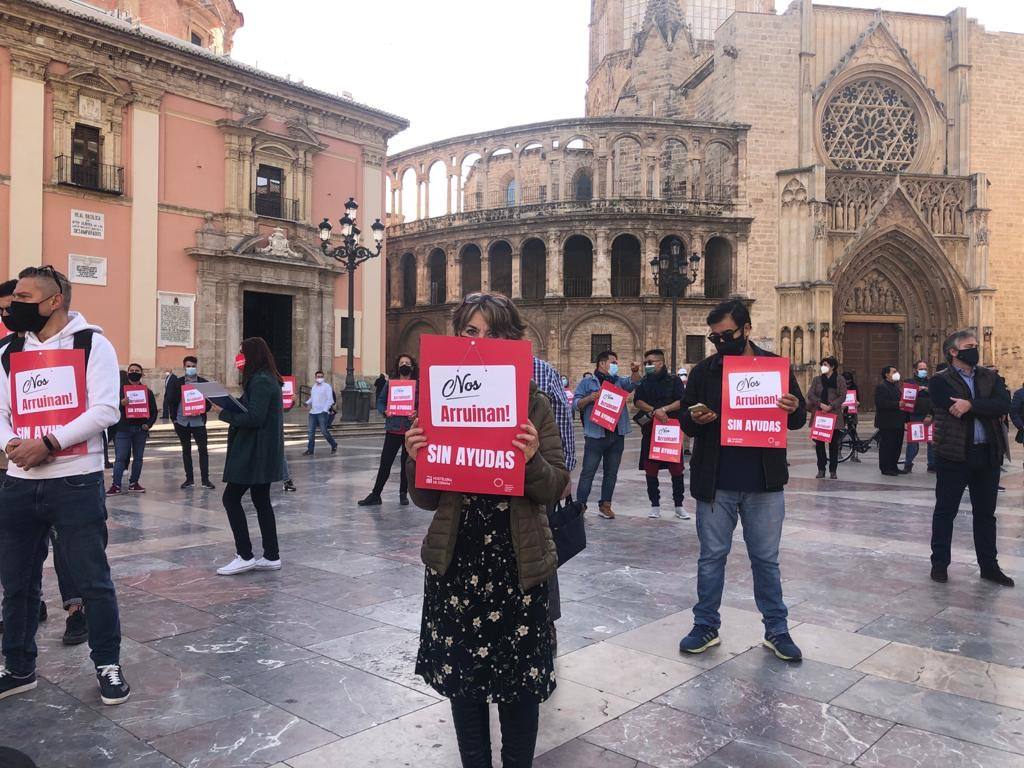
[
  {"xmin": 281, "ymin": 376, "xmax": 296, "ymax": 410},
  {"xmin": 387, "ymin": 380, "xmax": 417, "ymax": 417},
  {"xmin": 844, "ymin": 390, "xmax": 858, "ymax": 414},
  {"xmin": 9, "ymin": 348, "xmax": 88, "ymax": 456},
  {"xmin": 905, "ymin": 421, "xmax": 932, "ymax": 443},
  {"xmin": 720, "ymin": 356, "xmax": 791, "ymax": 449},
  {"xmin": 810, "ymin": 412, "xmax": 839, "ymax": 443},
  {"xmin": 589, "ymin": 382, "xmax": 629, "ymax": 431},
  {"xmin": 648, "ymin": 419, "xmax": 683, "ymax": 464},
  {"xmin": 899, "ymin": 382, "xmax": 919, "ymax": 412},
  {"xmin": 181, "ymin": 384, "xmax": 206, "ymax": 417},
  {"xmin": 123, "ymin": 385, "xmax": 150, "ymax": 419},
  {"xmin": 415, "ymin": 334, "xmax": 533, "ymax": 497}
]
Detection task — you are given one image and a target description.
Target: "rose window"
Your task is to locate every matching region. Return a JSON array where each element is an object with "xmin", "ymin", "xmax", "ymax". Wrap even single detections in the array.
[{"xmin": 821, "ymin": 79, "xmax": 920, "ymax": 173}]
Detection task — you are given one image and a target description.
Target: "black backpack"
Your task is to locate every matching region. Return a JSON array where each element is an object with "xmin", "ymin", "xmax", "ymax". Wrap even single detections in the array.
[{"xmin": 1, "ymin": 330, "xmax": 95, "ymax": 376}]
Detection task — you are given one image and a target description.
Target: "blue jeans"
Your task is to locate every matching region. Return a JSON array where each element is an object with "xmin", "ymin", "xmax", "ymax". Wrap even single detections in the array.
[
  {"xmin": 904, "ymin": 429, "xmax": 934, "ymax": 470},
  {"xmin": 307, "ymin": 412, "xmax": 337, "ymax": 453},
  {"xmin": 0, "ymin": 472, "xmax": 121, "ymax": 675},
  {"xmin": 576, "ymin": 433, "xmax": 625, "ymax": 505},
  {"xmin": 112, "ymin": 425, "xmax": 149, "ymax": 487},
  {"xmin": 693, "ymin": 489, "xmax": 789, "ymax": 635}
]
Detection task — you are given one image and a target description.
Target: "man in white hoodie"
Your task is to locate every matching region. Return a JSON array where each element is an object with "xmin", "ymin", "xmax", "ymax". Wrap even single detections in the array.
[{"xmin": 0, "ymin": 266, "xmax": 130, "ymax": 705}]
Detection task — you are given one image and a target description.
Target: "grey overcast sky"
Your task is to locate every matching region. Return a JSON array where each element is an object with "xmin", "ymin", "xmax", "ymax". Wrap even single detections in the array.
[{"xmin": 231, "ymin": 0, "xmax": 1024, "ymax": 155}]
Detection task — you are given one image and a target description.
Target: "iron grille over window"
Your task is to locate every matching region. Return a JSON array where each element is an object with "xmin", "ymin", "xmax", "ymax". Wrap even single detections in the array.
[
  {"xmin": 821, "ymin": 79, "xmax": 920, "ymax": 173},
  {"xmin": 590, "ymin": 334, "xmax": 613, "ymax": 363},
  {"xmin": 685, "ymin": 335, "xmax": 706, "ymax": 363}
]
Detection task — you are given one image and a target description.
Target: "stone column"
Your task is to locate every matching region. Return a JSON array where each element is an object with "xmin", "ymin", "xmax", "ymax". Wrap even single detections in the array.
[
  {"xmin": 593, "ymin": 229, "xmax": 611, "ymax": 297},
  {"xmin": 546, "ymin": 231, "xmax": 562, "ymax": 298},
  {"xmin": 605, "ymin": 155, "xmax": 614, "ymax": 198},
  {"xmin": 511, "ymin": 242, "xmax": 522, "ymax": 299},
  {"xmin": 558, "ymin": 151, "xmax": 567, "ymax": 202},
  {"xmin": 422, "ymin": 177, "xmax": 430, "ymax": 219},
  {"xmin": 480, "ymin": 240, "xmax": 491, "ymax": 291},
  {"xmin": 691, "ymin": 231, "xmax": 707, "ymax": 298},
  {"xmin": 416, "ymin": 178, "xmax": 423, "ymax": 220},
  {"xmin": 446, "ymin": 248, "xmax": 460, "ymax": 303},
  {"xmin": 446, "ymin": 173, "xmax": 453, "ymax": 215},
  {"xmin": 359, "ymin": 147, "xmax": 386, "ymax": 375},
  {"xmin": 129, "ymin": 94, "xmax": 162, "ymax": 367},
  {"xmin": 8, "ymin": 53, "xmax": 47, "ymax": 275},
  {"xmin": 642, "ymin": 232, "xmax": 658, "ymax": 296},
  {"xmin": 736, "ymin": 232, "xmax": 750, "ymax": 296},
  {"xmin": 416, "ymin": 252, "xmax": 430, "ymax": 305}
]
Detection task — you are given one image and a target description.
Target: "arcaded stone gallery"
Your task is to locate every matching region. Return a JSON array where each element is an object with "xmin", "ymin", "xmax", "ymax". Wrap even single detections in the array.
[{"xmin": 386, "ymin": 0, "xmax": 1024, "ymax": 388}]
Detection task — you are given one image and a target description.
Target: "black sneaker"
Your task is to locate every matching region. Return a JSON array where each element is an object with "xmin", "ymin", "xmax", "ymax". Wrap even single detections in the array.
[
  {"xmin": 980, "ymin": 568, "xmax": 1015, "ymax": 587},
  {"xmin": 679, "ymin": 624, "xmax": 720, "ymax": 654},
  {"xmin": 764, "ymin": 632, "xmax": 802, "ymax": 662},
  {"xmin": 39, "ymin": 601, "xmax": 47, "ymax": 623},
  {"xmin": 0, "ymin": 668, "xmax": 37, "ymax": 701},
  {"xmin": 283, "ymin": 480, "xmax": 296, "ymax": 492},
  {"xmin": 63, "ymin": 609, "xmax": 88, "ymax": 646},
  {"xmin": 331, "ymin": 446, "xmax": 338, "ymax": 455},
  {"xmin": 399, "ymin": 493, "xmax": 409, "ymax": 506},
  {"xmin": 357, "ymin": 494, "xmax": 382, "ymax": 507},
  {"xmin": 201, "ymin": 480, "xmax": 216, "ymax": 490},
  {"xmin": 931, "ymin": 566, "xmax": 949, "ymax": 583},
  {"xmin": 180, "ymin": 479, "xmax": 194, "ymax": 489},
  {"xmin": 96, "ymin": 664, "xmax": 131, "ymax": 705}
]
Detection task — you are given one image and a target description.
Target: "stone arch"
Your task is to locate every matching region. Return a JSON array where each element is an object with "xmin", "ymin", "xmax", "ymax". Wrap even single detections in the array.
[
  {"xmin": 660, "ymin": 137, "xmax": 689, "ymax": 199},
  {"xmin": 460, "ymin": 244, "xmax": 482, "ymax": 296},
  {"xmin": 521, "ymin": 238, "xmax": 547, "ymax": 300},
  {"xmin": 522, "ymin": 323, "xmax": 545, "ymax": 358},
  {"xmin": 399, "ymin": 319, "xmax": 443, "ymax": 359},
  {"xmin": 704, "ymin": 237, "xmax": 733, "ymax": 299},
  {"xmin": 562, "ymin": 234, "xmax": 593, "ymax": 298},
  {"xmin": 610, "ymin": 233, "xmax": 642, "ymax": 297},
  {"xmin": 400, "ymin": 252, "xmax": 417, "ymax": 308},
  {"xmin": 427, "ymin": 248, "xmax": 447, "ymax": 305},
  {"xmin": 703, "ymin": 141, "xmax": 735, "ymax": 201},
  {"xmin": 611, "ymin": 135, "xmax": 643, "ymax": 198},
  {"xmin": 488, "ymin": 240, "xmax": 513, "ymax": 297},
  {"xmin": 563, "ymin": 310, "xmax": 643, "ymax": 381},
  {"xmin": 571, "ymin": 167, "xmax": 594, "ymax": 201}
]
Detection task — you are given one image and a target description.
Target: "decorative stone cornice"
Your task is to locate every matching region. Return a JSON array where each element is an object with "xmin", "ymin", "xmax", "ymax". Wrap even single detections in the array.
[
  {"xmin": 362, "ymin": 147, "xmax": 386, "ymax": 169},
  {"xmin": 9, "ymin": 49, "xmax": 49, "ymax": 80}
]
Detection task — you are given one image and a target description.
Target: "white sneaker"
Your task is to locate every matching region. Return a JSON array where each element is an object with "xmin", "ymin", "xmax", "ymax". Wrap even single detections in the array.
[
  {"xmin": 216, "ymin": 556, "xmax": 256, "ymax": 576},
  {"xmin": 254, "ymin": 557, "xmax": 282, "ymax": 571},
  {"xmin": 648, "ymin": 507, "xmax": 662, "ymax": 519},
  {"xmin": 675, "ymin": 507, "xmax": 691, "ymax": 520}
]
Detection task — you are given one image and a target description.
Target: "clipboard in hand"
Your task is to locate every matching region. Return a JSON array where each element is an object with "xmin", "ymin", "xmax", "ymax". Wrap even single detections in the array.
[{"xmin": 191, "ymin": 381, "xmax": 248, "ymax": 414}]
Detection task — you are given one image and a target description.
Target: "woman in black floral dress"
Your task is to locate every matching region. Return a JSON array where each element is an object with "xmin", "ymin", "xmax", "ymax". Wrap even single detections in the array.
[{"xmin": 406, "ymin": 292, "xmax": 568, "ymax": 768}]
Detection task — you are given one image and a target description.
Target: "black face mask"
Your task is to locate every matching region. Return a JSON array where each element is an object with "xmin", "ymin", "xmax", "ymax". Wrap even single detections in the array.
[
  {"xmin": 4, "ymin": 295, "xmax": 56, "ymax": 335},
  {"xmin": 398, "ymin": 364, "xmax": 413, "ymax": 376},
  {"xmin": 956, "ymin": 347, "xmax": 980, "ymax": 367},
  {"xmin": 127, "ymin": 372, "xmax": 143, "ymax": 383},
  {"xmin": 712, "ymin": 333, "xmax": 747, "ymax": 356}
]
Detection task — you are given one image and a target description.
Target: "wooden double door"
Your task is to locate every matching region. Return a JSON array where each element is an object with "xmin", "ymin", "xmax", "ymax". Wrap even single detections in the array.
[{"xmin": 841, "ymin": 322, "xmax": 900, "ymax": 409}]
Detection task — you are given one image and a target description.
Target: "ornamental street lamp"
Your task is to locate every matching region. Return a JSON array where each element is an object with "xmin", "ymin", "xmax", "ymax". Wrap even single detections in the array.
[
  {"xmin": 650, "ymin": 236, "xmax": 701, "ymax": 373},
  {"xmin": 319, "ymin": 197, "xmax": 385, "ymax": 422}
]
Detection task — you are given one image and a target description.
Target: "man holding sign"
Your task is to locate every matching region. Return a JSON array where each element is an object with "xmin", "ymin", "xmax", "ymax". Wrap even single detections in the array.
[
  {"xmin": 164, "ymin": 356, "xmax": 214, "ymax": 490},
  {"xmin": 107, "ymin": 362, "xmax": 158, "ymax": 494},
  {"xmin": 634, "ymin": 349, "xmax": 689, "ymax": 520},
  {"xmin": 0, "ymin": 266, "xmax": 130, "ymax": 705},
  {"xmin": 573, "ymin": 351, "xmax": 641, "ymax": 519},
  {"xmin": 678, "ymin": 300, "xmax": 806, "ymax": 663}
]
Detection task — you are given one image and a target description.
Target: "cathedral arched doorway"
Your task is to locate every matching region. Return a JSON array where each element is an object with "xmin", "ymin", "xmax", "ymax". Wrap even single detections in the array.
[{"xmin": 833, "ymin": 230, "xmax": 964, "ymax": 389}]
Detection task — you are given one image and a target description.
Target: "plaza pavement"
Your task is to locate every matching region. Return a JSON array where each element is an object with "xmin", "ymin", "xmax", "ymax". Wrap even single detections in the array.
[{"xmin": 1, "ymin": 426, "xmax": 1023, "ymax": 767}]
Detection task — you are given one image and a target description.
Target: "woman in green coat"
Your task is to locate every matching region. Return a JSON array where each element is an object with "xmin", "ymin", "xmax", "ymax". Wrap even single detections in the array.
[{"xmin": 215, "ymin": 337, "xmax": 285, "ymax": 576}]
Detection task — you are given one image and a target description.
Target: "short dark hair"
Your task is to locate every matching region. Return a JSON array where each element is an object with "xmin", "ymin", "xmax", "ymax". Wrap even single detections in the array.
[
  {"xmin": 821, "ymin": 356, "xmax": 839, "ymax": 369},
  {"xmin": 943, "ymin": 329, "xmax": 977, "ymax": 361},
  {"xmin": 0, "ymin": 279, "xmax": 17, "ymax": 298},
  {"xmin": 315, "ymin": 370, "xmax": 325, "ymax": 376},
  {"xmin": 183, "ymin": 356, "xmax": 198, "ymax": 365},
  {"xmin": 913, "ymin": 359, "xmax": 928, "ymax": 368},
  {"xmin": 881, "ymin": 365, "xmax": 896, "ymax": 379},
  {"xmin": 596, "ymin": 349, "xmax": 618, "ymax": 366},
  {"xmin": 643, "ymin": 349, "xmax": 665, "ymax": 360},
  {"xmin": 127, "ymin": 362, "xmax": 143, "ymax": 370},
  {"xmin": 707, "ymin": 299, "xmax": 750, "ymax": 329},
  {"xmin": 18, "ymin": 265, "xmax": 71, "ymax": 309},
  {"xmin": 936, "ymin": 362, "xmax": 949, "ymax": 372},
  {"xmin": 393, "ymin": 353, "xmax": 418, "ymax": 378}
]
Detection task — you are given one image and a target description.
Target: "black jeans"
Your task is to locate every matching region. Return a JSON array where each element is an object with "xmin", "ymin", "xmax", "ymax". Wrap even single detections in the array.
[
  {"xmin": 815, "ymin": 434, "xmax": 840, "ymax": 473},
  {"xmin": 878, "ymin": 428, "xmax": 904, "ymax": 473},
  {"xmin": 450, "ymin": 698, "xmax": 540, "ymax": 768},
  {"xmin": 931, "ymin": 446, "xmax": 1000, "ymax": 571},
  {"xmin": 371, "ymin": 432, "xmax": 408, "ymax": 496},
  {"xmin": 174, "ymin": 423, "xmax": 210, "ymax": 483},
  {"xmin": 0, "ymin": 473, "xmax": 120, "ymax": 675},
  {"xmin": 222, "ymin": 483, "xmax": 279, "ymax": 561}
]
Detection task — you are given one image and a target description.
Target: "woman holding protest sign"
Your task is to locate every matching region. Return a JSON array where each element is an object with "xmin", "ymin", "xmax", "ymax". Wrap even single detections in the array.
[
  {"xmin": 358, "ymin": 353, "xmax": 417, "ymax": 507},
  {"xmin": 807, "ymin": 356, "xmax": 847, "ymax": 479},
  {"xmin": 214, "ymin": 337, "xmax": 285, "ymax": 576},
  {"xmin": 404, "ymin": 292, "xmax": 568, "ymax": 768}
]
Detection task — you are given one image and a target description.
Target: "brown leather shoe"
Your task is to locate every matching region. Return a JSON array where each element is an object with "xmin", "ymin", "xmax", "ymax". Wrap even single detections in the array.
[{"xmin": 598, "ymin": 502, "xmax": 615, "ymax": 519}]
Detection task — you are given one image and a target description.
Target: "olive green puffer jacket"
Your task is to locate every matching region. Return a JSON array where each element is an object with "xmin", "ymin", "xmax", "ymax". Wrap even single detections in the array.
[{"xmin": 406, "ymin": 383, "xmax": 568, "ymax": 591}]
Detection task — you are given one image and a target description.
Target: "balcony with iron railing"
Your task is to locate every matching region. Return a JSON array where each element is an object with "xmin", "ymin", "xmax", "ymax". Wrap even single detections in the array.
[
  {"xmin": 55, "ymin": 156, "xmax": 123, "ymax": 195},
  {"xmin": 563, "ymin": 277, "xmax": 593, "ymax": 298},
  {"xmin": 611, "ymin": 277, "xmax": 641, "ymax": 297},
  {"xmin": 251, "ymin": 192, "xmax": 301, "ymax": 222}
]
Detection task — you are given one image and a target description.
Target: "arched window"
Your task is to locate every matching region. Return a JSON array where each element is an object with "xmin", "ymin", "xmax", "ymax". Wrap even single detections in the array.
[
  {"xmin": 563, "ymin": 235, "xmax": 593, "ymax": 298},
  {"xmin": 611, "ymin": 136, "xmax": 643, "ymax": 198},
  {"xmin": 428, "ymin": 249, "xmax": 447, "ymax": 305},
  {"xmin": 660, "ymin": 139, "xmax": 688, "ymax": 200},
  {"xmin": 821, "ymin": 79, "xmax": 920, "ymax": 173},
  {"xmin": 611, "ymin": 234, "xmax": 641, "ymax": 297},
  {"xmin": 506, "ymin": 179, "xmax": 518, "ymax": 207},
  {"xmin": 489, "ymin": 241, "xmax": 513, "ymax": 297},
  {"xmin": 573, "ymin": 169, "xmax": 593, "ymax": 201},
  {"xmin": 704, "ymin": 237, "xmax": 732, "ymax": 299},
  {"xmin": 401, "ymin": 253, "xmax": 417, "ymax": 308},
  {"xmin": 521, "ymin": 239, "xmax": 547, "ymax": 300},
  {"xmin": 460, "ymin": 244, "xmax": 482, "ymax": 296}
]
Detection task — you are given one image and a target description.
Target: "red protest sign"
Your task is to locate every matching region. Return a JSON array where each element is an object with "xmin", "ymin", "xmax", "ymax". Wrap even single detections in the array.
[
  {"xmin": 123, "ymin": 385, "xmax": 150, "ymax": 419},
  {"xmin": 181, "ymin": 384, "xmax": 206, "ymax": 417},
  {"xmin": 234, "ymin": 353, "xmax": 246, "ymax": 370},
  {"xmin": 564, "ymin": 388, "xmax": 574, "ymax": 405},
  {"xmin": 9, "ymin": 348, "xmax": 88, "ymax": 456},
  {"xmin": 387, "ymin": 380, "xmax": 417, "ymax": 417},
  {"xmin": 648, "ymin": 419, "xmax": 683, "ymax": 463},
  {"xmin": 905, "ymin": 421, "xmax": 931, "ymax": 443},
  {"xmin": 926, "ymin": 422, "xmax": 934, "ymax": 443},
  {"xmin": 589, "ymin": 381, "xmax": 629, "ymax": 431},
  {"xmin": 0, "ymin": 320, "xmax": 7, "ymax": 337},
  {"xmin": 415, "ymin": 334, "xmax": 532, "ymax": 496},
  {"xmin": 899, "ymin": 382, "xmax": 919, "ymax": 412},
  {"xmin": 720, "ymin": 355, "xmax": 790, "ymax": 448},
  {"xmin": 844, "ymin": 390, "xmax": 858, "ymax": 414},
  {"xmin": 810, "ymin": 412, "xmax": 839, "ymax": 442},
  {"xmin": 281, "ymin": 376, "xmax": 296, "ymax": 410}
]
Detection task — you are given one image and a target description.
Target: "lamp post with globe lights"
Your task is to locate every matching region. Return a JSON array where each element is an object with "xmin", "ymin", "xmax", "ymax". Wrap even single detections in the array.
[{"xmin": 650, "ymin": 236, "xmax": 701, "ymax": 373}]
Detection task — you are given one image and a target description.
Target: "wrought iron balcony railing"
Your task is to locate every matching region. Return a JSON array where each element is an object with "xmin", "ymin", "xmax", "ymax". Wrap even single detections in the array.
[
  {"xmin": 55, "ymin": 156, "xmax": 123, "ymax": 195},
  {"xmin": 251, "ymin": 192, "xmax": 300, "ymax": 222}
]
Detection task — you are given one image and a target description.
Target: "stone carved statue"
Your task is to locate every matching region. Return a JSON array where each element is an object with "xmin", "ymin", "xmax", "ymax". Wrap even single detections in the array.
[
  {"xmin": 843, "ymin": 270, "xmax": 904, "ymax": 315},
  {"xmin": 258, "ymin": 227, "xmax": 301, "ymax": 259}
]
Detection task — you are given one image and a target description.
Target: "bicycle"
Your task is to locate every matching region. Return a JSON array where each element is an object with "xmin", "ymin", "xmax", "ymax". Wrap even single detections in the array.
[{"xmin": 837, "ymin": 425, "xmax": 880, "ymax": 463}]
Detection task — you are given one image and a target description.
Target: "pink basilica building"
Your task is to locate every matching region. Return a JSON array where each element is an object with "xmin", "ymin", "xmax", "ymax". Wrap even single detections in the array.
[{"xmin": 0, "ymin": 0, "xmax": 407, "ymax": 386}]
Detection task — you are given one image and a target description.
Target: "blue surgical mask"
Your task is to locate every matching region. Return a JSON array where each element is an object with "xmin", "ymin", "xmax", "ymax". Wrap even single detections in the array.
[
  {"xmin": 185, "ymin": 366, "xmax": 197, "ymax": 377},
  {"xmin": 917, "ymin": 370, "xmax": 927, "ymax": 379},
  {"xmin": 608, "ymin": 363, "xmax": 619, "ymax": 377}
]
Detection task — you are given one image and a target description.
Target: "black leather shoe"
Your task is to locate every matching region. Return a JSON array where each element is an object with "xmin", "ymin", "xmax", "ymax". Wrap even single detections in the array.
[
  {"xmin": 980, "ymin": 569, "xmax": 1015, "ymax": 587},
  {"xmin": 399, "ymin": 493, "xmax": 409, "ymax": 506},
  {"xmin": 357, "ymin": 494, "xmax": 382, "ymax": 507},
  {"xmin": 930, "ymin": 566, "xmax": 948, "ymax": 583}
]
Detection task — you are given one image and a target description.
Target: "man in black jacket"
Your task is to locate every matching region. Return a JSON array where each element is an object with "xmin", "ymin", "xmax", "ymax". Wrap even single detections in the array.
[
  {"xmin": 107, "ymin": 362, "xmax": 159, "ymax": 494},
  {"xmin": 634, "ymin": 349, "xmax": 689, "ymax": 520},
  {"xmin": 873, "ymin": 366, "xmax": 905, "ymax": 476},
  {"xmin": 163, "ymin": 355, "xmax": 214, "ymax": 490},
  {"xmin": 677, "ymin": 300, "xmax": 806, "ymax": 662},
  {"xmin": 929, "ymin": 330, "xmax": 1013, "ymax": 587}
]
